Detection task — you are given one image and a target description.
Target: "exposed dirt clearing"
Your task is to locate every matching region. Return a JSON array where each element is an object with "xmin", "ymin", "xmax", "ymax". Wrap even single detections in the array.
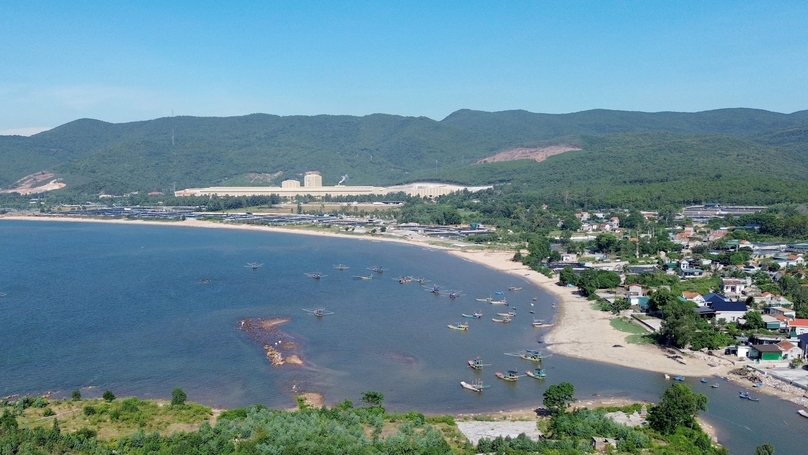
[
  {"xmin": 476, "ymin": 145, "xmax": 581, "ymax": 164},
  {"xmin": 2, "ymin": 171, "xmax": 66, "ymax": 194}
]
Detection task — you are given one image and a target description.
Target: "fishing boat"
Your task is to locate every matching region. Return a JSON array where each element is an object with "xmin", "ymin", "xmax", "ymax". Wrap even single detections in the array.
[
  {"xmin": 700, "ymin": 378, "xmax": 708, "ymax": 383},
  {"xmin": 526, "ymin": 368, "xmax": 546, "ymax": 379},
  {"xmin": 460, "ymin": 379, "xmax": 490, "ymax": 392},
  {"xmin": 489, "ymin": 299, "xmax": 508, "ymax": 305},
  {"xmin": 495, "ymin": 370, "xmax": 522, "ymax": 382},
  {"xmin": 333, "ymin": 264, "xmax": 349, "ymax": 271},
  {"xmin": 462, "ymin": 312, "xmax": 483, "ymax": 319},
  {"xmin": 448, "ymin": 290, "xmax": 461, "ymax": 299},
  {"xmin": 711, "ymin": 383, "xmax": 719, "ymax": 388},
  {"xmin": 467, "ymin": 356, "xmax": 490, "ymax": 370},
  {"xmin": 508, "ymin": 286, "xmax": 523, "ymax": 292},
  {"xmin": 429, "ymin": 285, "xmax": 441, "ymax": 294},
  {"xmin": 447, "ymin": 322, "xmax": 469, "ymax": 331},
  {"xmin": 368, "ymin": 266, "xmax": 387, "ymax": 274},
  {"xmin": 747, "ymin": 396, "xmax": 760, "ymax": 402},
  {"xmin": 245, "ymin": 262, "xmax": 263, "ymax": 270},
  {"xmin": 397, "ymin": 276, "xmax": 412, "ymax": 284},
  {"xmin": 476, "ymin": 296, "xmax": 493, "ymax": 303},
  {"xmin": 739, "ymin": 391, "xmax": 750, "ymax": 399},
  {"xmin": 673, "ymin": 376, "xmax": 685, "ymax": 382},
  {"xmin": 305, "ymin": 272, "xmax": 326, "ymax": 279},
  {"xmin": 353, "ymin": 274, "xmax": 373, "ymax": 280},
  {"xmin": 414, "ymin": 277, "xmax": 428, "ymax": 284},
  {"xmin": 303, "ymin": 307, "xmax": 334, "ymax": 317},
  {"xmin": 753, "ymin": 382, "xmax": 763, "ymax": 388},
  {"xmin": 798, "ymin": 409, "xmax": 808, "ymax": 418},
  {"xmin": 664, "ymin": 374, "xmax": 670, "ymax": 380},
  {"xmin": 492, "ymin": 316, "xmax": 512, "ymax": 323},
  {"xmin": 497, "ymin": 311, "xmax": 516, "ymax": 317},
  {"xmin": 520, "ymin": 351, "xmax": 543, "ymax": 362}
]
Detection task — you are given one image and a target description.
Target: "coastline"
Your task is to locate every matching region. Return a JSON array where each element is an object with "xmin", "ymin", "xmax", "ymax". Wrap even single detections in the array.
[{"xmin": 0, "ymin": 214, "xmax": 730, "ymax": 379}]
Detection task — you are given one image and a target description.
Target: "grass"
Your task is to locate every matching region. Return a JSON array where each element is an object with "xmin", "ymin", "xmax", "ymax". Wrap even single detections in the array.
[
  {"xmin": 610, "ymin": 318, "xmax": 649, "ymax": 335},
  {"xmin": 626, "ymin": 333, "xmax": 656, "ymax": 345},
  {"xmin": 10, "ymin": 397, "xmax": 214, "ymax": 440}
]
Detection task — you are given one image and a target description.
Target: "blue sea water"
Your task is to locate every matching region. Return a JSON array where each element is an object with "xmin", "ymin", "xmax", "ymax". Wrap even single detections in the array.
[{"xmin": 1, "ymin": 220, "xmax": 805, "ymax": 454}]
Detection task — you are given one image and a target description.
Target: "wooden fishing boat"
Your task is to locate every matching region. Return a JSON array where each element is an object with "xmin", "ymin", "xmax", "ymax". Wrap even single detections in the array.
[
  {"xmin": 673, "ymin": 376, "xmax": 685, "ymax": 382},
  {"xmin": 711, "ymin": 383, "xmax": 719, "ymax": 388},
  {"xmin": 467, "ymin": 357, "xmax": 490, "ymax": 370},
  {"xmin": 508, "ymin": 286, "xmax": 523, "ymax": 292},
  {"xmin": 497, "ymin": 311, "xmax": 516, "ymax": 317},
  {"xmin": 462, "ymin": 312, "xmax": 483, "ymax": 319},
  {"xmin": 492, "ymin": 316, "xmax": 512, "ymax": 323},
  {"xmin": 460, "ymin": 379, "xmax": 490, "ymax": 392},
  {"xmin": 489, "ymin": 299, "xmax": 508, "ymax": 305},
  {"xmin": 798, "ymin": 409, "xmax": 808, "ymax": 418},
  {"xmin": 303, "ymin": 307, "xmax": 334, "ymax": 317},
  {"xmin": 520, "ymin": 351, "xmax": 543, "ymax": 362},
  {"xmin": 532, "ymin": 320, "xmax": 553, "ymax": 328},
  {"xmin": 495, "ymin": 370, "xmax": 521, "ymax": 382},
  {"xmin": 447, "ymin": 322, "xmax": 469, "ymax": 331},
  {"xmin": 526, "ymin": 368, "xmax": 546, "ymax": 379},
  {"xmin": 746, "ymin": 396, "xmax": 760, "ymax": 402}
]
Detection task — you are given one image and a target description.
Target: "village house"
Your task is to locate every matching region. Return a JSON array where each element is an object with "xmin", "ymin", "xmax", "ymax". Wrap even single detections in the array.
[
  {"xmin": 721, "ymin": 277, "xmax": 749, "ymax": 297},
  {"xmin": 682, "ymin": 291, "xmax": 706, "ymax": 307},
  {"xmin": 761, "ymin": 314, "xmax": 785, "ymax": 331},
  {"xmin": 787, "ymin": 319, "xmax": 808, "ymax": 337},
  {"xmin": 709, "ymin": 300, "xmax": 748, "ymax": 323},
  {"xmin": 680, "ymin": 268, "xmax": 705, "ymax": 279},
  {"xmin": 768, "ymin": 306, "xmax": 796, "ymax": 319},
  {"xmin": 748, "ymin": 344, "xmax": 786, "ymax": 361}
]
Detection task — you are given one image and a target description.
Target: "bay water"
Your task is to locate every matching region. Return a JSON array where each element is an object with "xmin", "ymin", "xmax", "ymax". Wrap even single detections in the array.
[{"xmin": 0, "ymin": 220, "xmax": 805, "ymax": 454}]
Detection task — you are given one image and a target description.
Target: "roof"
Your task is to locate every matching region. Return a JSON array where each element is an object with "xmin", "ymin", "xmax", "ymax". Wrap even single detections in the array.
[
  {"xmin": 710, "ymin": 301, "xmax": 748, "ymax": 312},
  {"xmin": 682, "ymin": 291, "xmax": 702, "ymax": 299},
  {"xmin": 750, "ymin": 344, "xmax": 783, "ymax": 353},
  {"xmin": 777, "ymin": 341, "xmax": 796, "ymax": 351},
  {"xmin": 787, "ymin": 318, "xmax": 808, "ymax": 327},
  {"xmin": 704, "ymin": 293, "xmax": 731, "ymax": 305}
]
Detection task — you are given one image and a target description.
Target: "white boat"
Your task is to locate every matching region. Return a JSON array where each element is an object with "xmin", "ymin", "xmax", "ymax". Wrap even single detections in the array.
[
  {"xmin": 492, "ymin": 316, "xmax": 512, "ymax": 323},
  {"xmin": 447, "ymin": 322, "xmax": 469, "ymax": 331},
  {"xmin": 798, "ymin": 409, "xmax": 808, "ymax": 419},
  {"xmin": 461, "ymin": 379, "xmax": 490, "ymax": 392}
]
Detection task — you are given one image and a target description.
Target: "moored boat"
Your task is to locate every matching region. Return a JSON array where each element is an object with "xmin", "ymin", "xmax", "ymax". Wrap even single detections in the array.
[
  {"xmin": 460, "ymin": 379, "xmax": 490, "ymax": 392},
  {"xmin": 673, "ymin": 376, "xmax": 685, "ymax": 382},
  {"xmin": 526, "ymin": 368, "xmax": 546, "ymax": 379},
  {"xmin": 495, "ymin": 370, "xmax": 521, "ymax": 382},
  {"xmin": 492, "ymin": 316, "xmax": 512, "ymax": 323},
  {"xmin": 462, "ymin": 312, "xmax": 483, "ymax": 319},
  {"xmin": 447, "ymin": 322, "xmax": 469, "ymax": 331},
  {"xmin": 798, "ymin": 409, "xmax": 808, "ymax": 418},
  {"xmin": 508, "ymin": 286, "xmax": 522, "ymax": 292},
  {"xmin": 467, "ymin": 356, "xmax": 490, "ymax": 370},
  {"xmin": 711, "ymin": 383, "xmax": 719, "ymax": 388}
]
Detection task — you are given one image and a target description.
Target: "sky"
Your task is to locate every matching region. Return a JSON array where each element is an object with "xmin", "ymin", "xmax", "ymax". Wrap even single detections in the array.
[{"xmin": 1, "ymin": 1, "xmax": 807, "ymax": 135}]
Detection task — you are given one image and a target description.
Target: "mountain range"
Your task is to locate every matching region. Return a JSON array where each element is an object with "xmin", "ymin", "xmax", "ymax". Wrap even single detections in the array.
[{"xmin": 1, "ymin": 108, "xmax": 807, "ymax": 206}]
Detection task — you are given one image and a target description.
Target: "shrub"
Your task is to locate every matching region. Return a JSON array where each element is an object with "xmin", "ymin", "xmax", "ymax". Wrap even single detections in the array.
[
  {"xmin": 83, "ymin": 405, "xmax": 97, "ymax": 416},
  {"xmin": 171, "ymin": 388, "xmax": 187, "ymax": 406},
  {"xmin": 103, "ymin": 390, "xmax": 116, "ymax": 402},
  {"xmin": 71, "ymin": 390, "xmax": 81, "ymax": 401}
]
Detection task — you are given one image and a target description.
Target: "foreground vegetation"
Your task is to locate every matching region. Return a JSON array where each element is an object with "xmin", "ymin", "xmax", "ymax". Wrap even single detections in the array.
[{"xmin": 1, "ymin": 383, "xmax": 775, "ymax": 454}]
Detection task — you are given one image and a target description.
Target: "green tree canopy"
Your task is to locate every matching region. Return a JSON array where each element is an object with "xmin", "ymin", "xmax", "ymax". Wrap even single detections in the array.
[
  {"xmin": 543, "ymin": 382, "xmax": 575, "ymax": 416},
  {"xmin": 171, "ymin": 388, "xmax": 187, "ymax": 406},
  {"xmin": 648, "ymin": 383, "xmax": 708, "ymax": 435}
]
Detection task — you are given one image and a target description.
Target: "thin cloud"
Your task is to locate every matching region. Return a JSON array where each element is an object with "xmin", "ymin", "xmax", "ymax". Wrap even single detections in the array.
[{"xmin": 0, "ymin": 126, "xmax": 52, "ymax": 136}]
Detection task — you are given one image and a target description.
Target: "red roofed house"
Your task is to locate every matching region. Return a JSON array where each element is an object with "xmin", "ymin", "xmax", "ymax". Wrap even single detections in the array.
[
  {"xmin": 787, "ymin": 319, "xmax": 808, "ymax": 337},
  {"xmin": 777, "ymin": 340, "xmax": 802, "ymax": 360}
]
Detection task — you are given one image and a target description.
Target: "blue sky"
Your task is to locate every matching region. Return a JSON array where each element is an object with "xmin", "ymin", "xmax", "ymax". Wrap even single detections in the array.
[{"xmin": 1, "ymin": 1, "xmax": 806, "ymax": 134}]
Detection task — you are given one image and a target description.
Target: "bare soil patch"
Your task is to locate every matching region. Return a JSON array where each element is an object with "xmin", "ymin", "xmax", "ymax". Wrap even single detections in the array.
[{"xmin": 476, "ymin": 145, "xmax": 582, "ymax": 164}]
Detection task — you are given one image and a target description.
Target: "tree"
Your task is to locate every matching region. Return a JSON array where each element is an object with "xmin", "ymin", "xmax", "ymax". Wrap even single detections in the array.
[
  {"xmin": 171, "ymin": 388, "xmax": 187, "ymax": 406},
  {"xmin": 361, "ymin": 391, "xmax": 384, "ymax": 408},
  {"xmin": 71, "ymin": 390, "xmax": 81, "ymax": 401},
  {"xmin": 559, "ymin": 266, "xmax": 578, "ymax": 286},
  {"xmin": 755, "ymin": 443, "xmax": 775, "ymax": 455},
  {"xmin": 647, "ymin": 383, "xmax": 707, "ymax": 435},
  {"xmin": 543, "ymin": 382, "xmax": 575, "ymax": 416},
  {"xmin": 102, "ymin": 390, "xmax": 116, "ymax": 402},
  {"xmin": 658, "ymin": 299, "xmax": 699, "ymax": 348},
  {"xmin": 743, "ymin": 311, "xmax": 765, "ymax": 330}
]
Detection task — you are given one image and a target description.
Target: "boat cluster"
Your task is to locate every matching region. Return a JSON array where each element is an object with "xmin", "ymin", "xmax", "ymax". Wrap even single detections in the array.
[{"xmin": 461, "ymin": 350, "xmax": 549, "ymax": 392}]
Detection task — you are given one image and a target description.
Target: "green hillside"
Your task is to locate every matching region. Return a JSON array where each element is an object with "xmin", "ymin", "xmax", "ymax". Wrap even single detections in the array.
[{"xmin": 0, "ymin": 108, "xmax": 806, "ymax": 206}]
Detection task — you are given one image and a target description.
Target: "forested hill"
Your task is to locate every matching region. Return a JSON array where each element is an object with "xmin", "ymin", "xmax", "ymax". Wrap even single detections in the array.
[{"xmin": 1, "ymin": 108, "xmax": 807, "ymax": 206}]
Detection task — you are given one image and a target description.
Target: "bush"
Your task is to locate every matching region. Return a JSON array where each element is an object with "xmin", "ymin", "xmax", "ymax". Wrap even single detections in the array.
[
  {"xmin": 43, "ymin": 408, "xmax": 55, "ymax": 417},
  {"xmin": 71, "ymin": 390, "xmax": 81, "ymax": 401},
  {"xmin": 83, "ymin": 405, "xmax": 97, "ymax": 416},
  {"xmin": 171, "ymin": 388, "xmax": 187, "ymax": 406},
  {"xmin": 103, "ymin": 390, "xmax": 116, "ymax": 402}
]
